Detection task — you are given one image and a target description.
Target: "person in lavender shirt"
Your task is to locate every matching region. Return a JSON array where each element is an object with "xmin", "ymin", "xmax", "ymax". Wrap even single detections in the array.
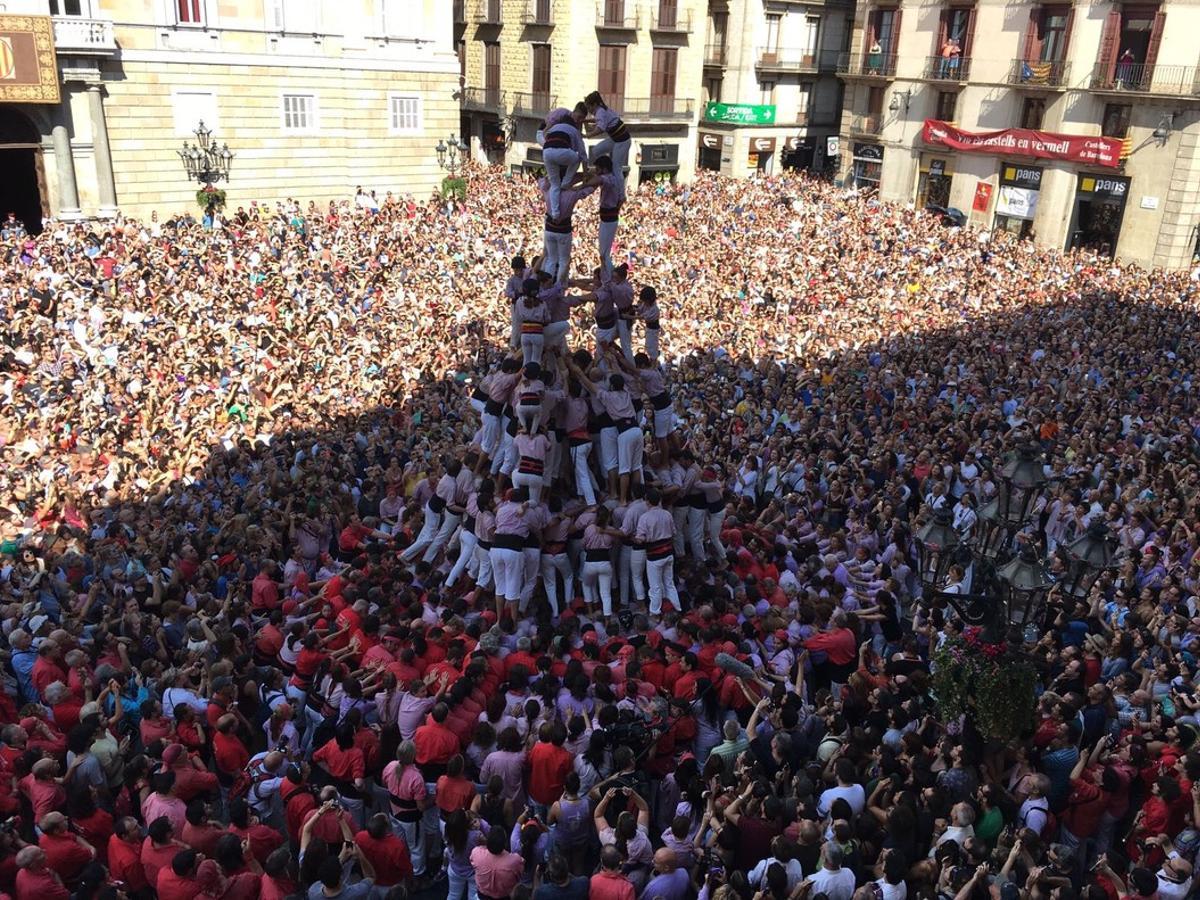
[{"xmin": 444, "ymin": 808, "xmax": 489, "ymax": 900}]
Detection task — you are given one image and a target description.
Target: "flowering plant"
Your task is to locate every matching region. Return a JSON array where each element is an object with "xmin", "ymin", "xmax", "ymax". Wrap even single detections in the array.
[
  {"xmin": 931, "ymin": 628, "xmax": 1038, "ymax": 741},
  {"xmin": 196, "ymin": 184, "xmax": 227, "ymax": 210}
]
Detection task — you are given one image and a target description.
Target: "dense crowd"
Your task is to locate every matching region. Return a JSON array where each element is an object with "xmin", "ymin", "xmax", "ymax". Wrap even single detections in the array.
[{"xmin": 2, "ymin": 149, "xmax": 1200, "ymax": 900}]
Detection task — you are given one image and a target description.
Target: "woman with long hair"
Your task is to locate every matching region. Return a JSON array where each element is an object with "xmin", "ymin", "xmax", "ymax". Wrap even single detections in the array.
[{"xmin": 444, "ymin": 808, "xmax": 488, "ymax": 900}]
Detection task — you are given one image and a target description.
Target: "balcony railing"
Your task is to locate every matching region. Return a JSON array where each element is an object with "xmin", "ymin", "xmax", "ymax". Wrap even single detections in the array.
[
  {"xmin": 462, "ymin": 86, "xmax": 507, "ymax": 112},
  {"xmin": 475, "ymin": 0, "xmax": 502, "ymax": 25},
  {"xmin": 837, "ymin": 50, "xmax": 898, "ymax": 78},
  {"xmin": 1090, "ymin": 62, "xmax": 1200, "ymax": 96},
  {"xmin": 704, "ymin": 43, "xmax": 728, "ymax": 66},
  {"xmin": 522, "ymin": 0, "xmax": 553, "ymax": 26},
  {"xmin": 596, "ymin": 1, "xmax": 638, "ymax": 29},
  {"xmin": 925, "ymin": 55, "xmax": 971, "ymax": 82},
  {"xmin": 52, "ymin": 16, "xmax": 116, "ymax": 54},
  {"xmin": 651, "ymin": 7, "xmax": 692, "ymax": 32},
  {"xmin": 622, "ymin": 96, "xmax": 696, "ymax": 121},
  {"xmin": 849, "ymin": 114, "xmax": 882, "ymax": 134},
  {"xmin": 512, "ymin": 91, "xmax": 557, "ymax": 118},
  {"xmin": 1008, "ymin": 58, "xmax": 1070, "ymax": 88},
  {"xmin": 757, "ymin": 47, "xmax": 839, "ymax": 72}
]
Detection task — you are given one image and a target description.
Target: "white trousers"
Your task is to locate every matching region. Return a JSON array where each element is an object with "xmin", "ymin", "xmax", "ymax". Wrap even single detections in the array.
[
  {"xmin": 646, "ymin": 554, "xmax": 680, "ymax": 615},
  {"xmin": 599, "ymin": 427, "xmax": 619, "ymax": 474},
  {"xmin": 402, "ymin": 506, "xmax": 442, "ymax": 561},
  {"xmin": 616, "ymin": 318, "xmax": 634, "ymax": 363},
  {"xmin": 619, "ymin": 545, "xmax": 647, "ymax": 606},
  {"xmin": 422, "ymin": 511, "xmax": 461, "ymax": 564},
  {"xmin": 571, "ymin": 442, "xmax": 597, "ymax": 505},
  {"xmin": 512, "ymin": 469, "xmax": 544, "ymax": 503},
  {"xmin": 481, "ymin": 411, "xmax": 503, "ymax": 457},
  {"xmin": 446, "ymin": 529, "xmax": 479, "ymax": 587},
  {"xmin": 543, "ymin": 147, "xmax": 582, "ymax": 217},
  {"xmin": 671, "ymin": 507, "xmax": 689, "ymax": 557},
  {"xmin": 515, "ymin": 403, "xmax": 542, "ymax": 436},
  {"xmin": 645, "ymin": 325, "xmax": 660, "ymax": 362},
  {"xmin": 474, "ymin": 542, "xmax": 493, "ymax": 589},
  {"xmin": 490, "ymin": 546, "xmax": 525, "ymax": 602},
  {"xmin": 707, "ymin": 508, "xmax": 727, "ymax": 562},
  {"xmin": 520, "ymin": 546, "xmax": 541, "ymax": 610},
  {"xmin": 582, "ymin": 559, "xmax": 614, "ymax": 616},
  {"xmin": 540, "ymin": 552, "xmax": 573, "ymax": 617},
  {"xmin": 617, "ymin": 426, "xmax": 643, "ymax": 476},
  {"xmin": 520, "ymin": 332, "xmax": 544, "ymax": 366},
  {"xmin": 686, "ymin": 506, "xmax": 706, "ymax": 559},
  {"xmin": 543, "ymin": 229, "xmax": 573, "ymax": 286}
]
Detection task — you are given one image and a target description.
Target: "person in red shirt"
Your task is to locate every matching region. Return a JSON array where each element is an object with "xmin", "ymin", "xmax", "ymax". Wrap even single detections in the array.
[
  {"xmin": 36, "ymin": 812, "xmax": 94, "ymax": 886},
  {"xmin": 181, "ymin": 798, "xmax": 226, "ymax": 856},
  {"xmin": 13, "ymin": 846, "xmax": 68, "ymax": 900},
  {"xmin": 18, "ymin": 757, "xmax": 66, "ymax": 822},
  {"xmin": 141, "ymin": 816, "xmax": 186, "ymax": 888},
  {"xmin": 312, "ymin": 727, "xmax": 367, "ymax": 821},
  {"xmin": 164, "ymin": 741, "xmax": 220, "ymax": 802},
  {"xmin": 251, "ymin": 561, "xmax": 282, "ymax": 612},
  {"xmin": 436, "ymin": 755, "xmax": 478, "ymax": 817},
  {"xmin": 259, "ymin": 847, "xmax": 298, "ymax": 900},
  {"xmin": 672, "ymin": 652, "xmax": 701, "ymax": 701},
  {"xmin": 228, "ymin": 797, "xmax": 286, "ymax": 865},
  {"xmin": 64, "ymin": 790, "xmax": 112, "ymax": 865},
  {"xmin": 107, "ymin": 817, "xmax": 149, "ymax": 894},
  {"xmin": 590, "ymin": 845, "xmax": 636, "ymax": 900},
  {"xmin": 413, "ymin": 702, "xmax": 461, "ymax": 779},
  {"xmin": 206, "ymin": 678, "xmax": 239, "ymax": 730},
  {"xmin": 354, "ymin": 814, "xmax": 414, "ymax": 888},
  {"xmin": 212, "ymin": 715, "xmax": 251, "ymax": 789},
  {"xmin": 157, "ymin": 848, "xmax": 203, "ymax": 900},
  {"xmin": 527, "ymin": 722, "xmax": 573, "ymax": 809},
  {"xmin": 139, "ymin": 698, "xmax": 174, "ymax": 747},
  {"xmin": 30, "ymin": 641, "xmax": 68, "ymax": 703}
]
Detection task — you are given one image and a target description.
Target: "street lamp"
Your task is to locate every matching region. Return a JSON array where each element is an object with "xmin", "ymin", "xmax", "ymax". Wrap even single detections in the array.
[
  {"xmin": 435, "ymin": 133, "xmax": 469, "ymax": 177},
  {"xmin": 914, "ymin": 442, "xmax": 1114, "ymax": 644},
  {"xmin": 176, "ymin": 120, "xmax": 234, "ymax": 185}
]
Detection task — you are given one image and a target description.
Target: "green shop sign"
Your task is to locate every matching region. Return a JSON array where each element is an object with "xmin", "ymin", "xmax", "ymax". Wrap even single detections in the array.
[{"xmin": 703, "ymin": 102, "xmax": 776, "ymax": 125}]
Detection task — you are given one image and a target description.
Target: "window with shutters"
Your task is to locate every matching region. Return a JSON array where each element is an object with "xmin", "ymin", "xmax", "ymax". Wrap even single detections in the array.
[
  {"xmin": 1101, "ymin": 103, "xmax": 1132, "ymax": 138},
  {"xmin": 651, "ymin": 48, "xmax": 678, "ymax": 114},
  {"xmin": 484, "ymin": 42, "xmax": 501, "ymax": 106},
  {"xmin": 935, "ymin": 90, "xmax": 957, "ymax": 122},
  {"xmin": 281, "ymin": 94, "xmax": 317, "ymax": 132},
  {"xmin": 704, "ymin": 76, "xmax": 723, "ymax": 104},
  {"xmin": 1096, "ymin": 5, "xmax": 1164, "ymax": 88},
  {"xmin": 937, "ymin": 7, "xmax": 974, "ymax": 56},
  {"xmin": 389, "ymin": 96, "xmax": 422, "ymax": 134},
  {"xmin": 598, "ymin": 45, "xmax": 626, "ymax": 107},
  {"xmin": 532, "ymin": 45, "xmax": 552, "ymax": 98},
  {"xmin": 765, "ymin": 15, "xmax": 781, "ymax": 52},
  {"xmin": 176, "ymin": 0, "xmax": 204, "ymax": 25},
  {"xmin": 1038, "ymin": 7, "xmax": 1070, "ymax": 62},
  {"xmin": 867, "ymin": 86, "xmax": 884, "ymax": 114},
  {"xmin": 759, "ymin": 81, "xmax": 776, "ymax": 107},
  {"xmin": 1020, "ymin": 97, "xmax": 1045, "ymax": 129},
  {"xmin": 867, "ymin": 8, "xmax": 898, "ymax": 55},
  {"xmin": 658, "ymin": 0, "xmax": 678, "ymax": 29}
]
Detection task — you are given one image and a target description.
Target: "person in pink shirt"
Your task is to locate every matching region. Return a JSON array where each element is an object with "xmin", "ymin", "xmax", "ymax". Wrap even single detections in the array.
[
  {"xmin": 514, "ymin": 282, "xmax": 549, "ymax": 366},
  {"xmin": 540, "ymin": 496, "xmax": 574, "ymax": 619},
  {"xmin": 476, "ymin": 358, "xmax": 522, "ymax": 474},
  {"xmin": 636, "ymin": 488, "xmax": 681, "ymax": 616},
  {"xmin": 581, "ymin": 506, "xmax": 624, "ymax": 618},
  {"xmin": 512, "ymin": 426, "xmax": 551, "ymax": 504},
  {"xmin": 590, "ymin": 845, "xmax": 636, "ymax": 900},
  {"xmin": 140, "ymin": 771, "xmax": 187, "ymax": 836},
  {"xmin": 595, "ymin": 155, "xmax": 624, "ymax": 284},
  {"xmin": 471, "ymin": 826, "xmax": 524, "ymax": 900},
  {"xmin": 381, "ymin": 740, "xmax": 431, "ymax": 877}
]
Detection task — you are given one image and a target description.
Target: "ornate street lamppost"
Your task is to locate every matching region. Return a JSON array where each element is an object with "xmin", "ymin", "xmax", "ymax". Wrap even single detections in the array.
[{"xmin": 177, "ymin": 120, "xmax": 234, "ymax": 185}]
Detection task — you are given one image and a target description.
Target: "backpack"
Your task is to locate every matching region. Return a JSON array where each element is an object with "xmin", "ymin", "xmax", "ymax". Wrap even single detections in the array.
[
  {"xmin": 229, "ymin": 757, "xmax": 276, "ymax": 804},
  {"xmin": 1021, "ymin": 801, "xmax": 1058, "ymax": 841}
]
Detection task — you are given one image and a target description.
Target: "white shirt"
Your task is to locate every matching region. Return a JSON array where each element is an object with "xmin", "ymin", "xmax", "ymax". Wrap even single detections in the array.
[
  {"xmin": 749, "ymin": 857, "xmax": 804, "ymax": 891},
  {"xmin": 817, "ymin": 783, "xmax": 866, "ymax": 817},
  {"xmin": 877, "ymin": 878, "xmax": 907, "ymax": 900},
  {"xmin": 807, "ymin": 867, "xmax": 855, "ymax": 900}
]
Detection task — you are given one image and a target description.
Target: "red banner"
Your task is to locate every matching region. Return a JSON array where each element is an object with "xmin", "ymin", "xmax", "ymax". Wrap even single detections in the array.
[
  {"xmin": 922, "ymin": 119, "xmax": 1123, "ymax": 169},
  {"xmin": 972, "ymin": 181, "xmax": 994, "ymax": 212}
]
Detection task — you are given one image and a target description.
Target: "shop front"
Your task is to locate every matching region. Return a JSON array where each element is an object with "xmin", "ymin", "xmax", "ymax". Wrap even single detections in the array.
[
  {"xmin": 747, "ymin": 136, "xmax": 776, "ymax": 174},
  {"xmin": 698, "ymin": 132, "xmax": 723, "ymax": 172},
  {"xmin": 1067, "ymin": 173, "xmax": 1131, "ymax": 258},
  {"xmin": 637, "ymin": 143, "xmax": 679, "ymax": 186},
  {"xmin": 850, "ymin": 142, "xmax": 883, "ymax": 191},
  {"xmin": 994, "ymin": 164, "xmax": 1042, "ymax": 239},
  {"xmin": 916, "ymin": 155, "xmax": 953, "ymax": 208}
]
